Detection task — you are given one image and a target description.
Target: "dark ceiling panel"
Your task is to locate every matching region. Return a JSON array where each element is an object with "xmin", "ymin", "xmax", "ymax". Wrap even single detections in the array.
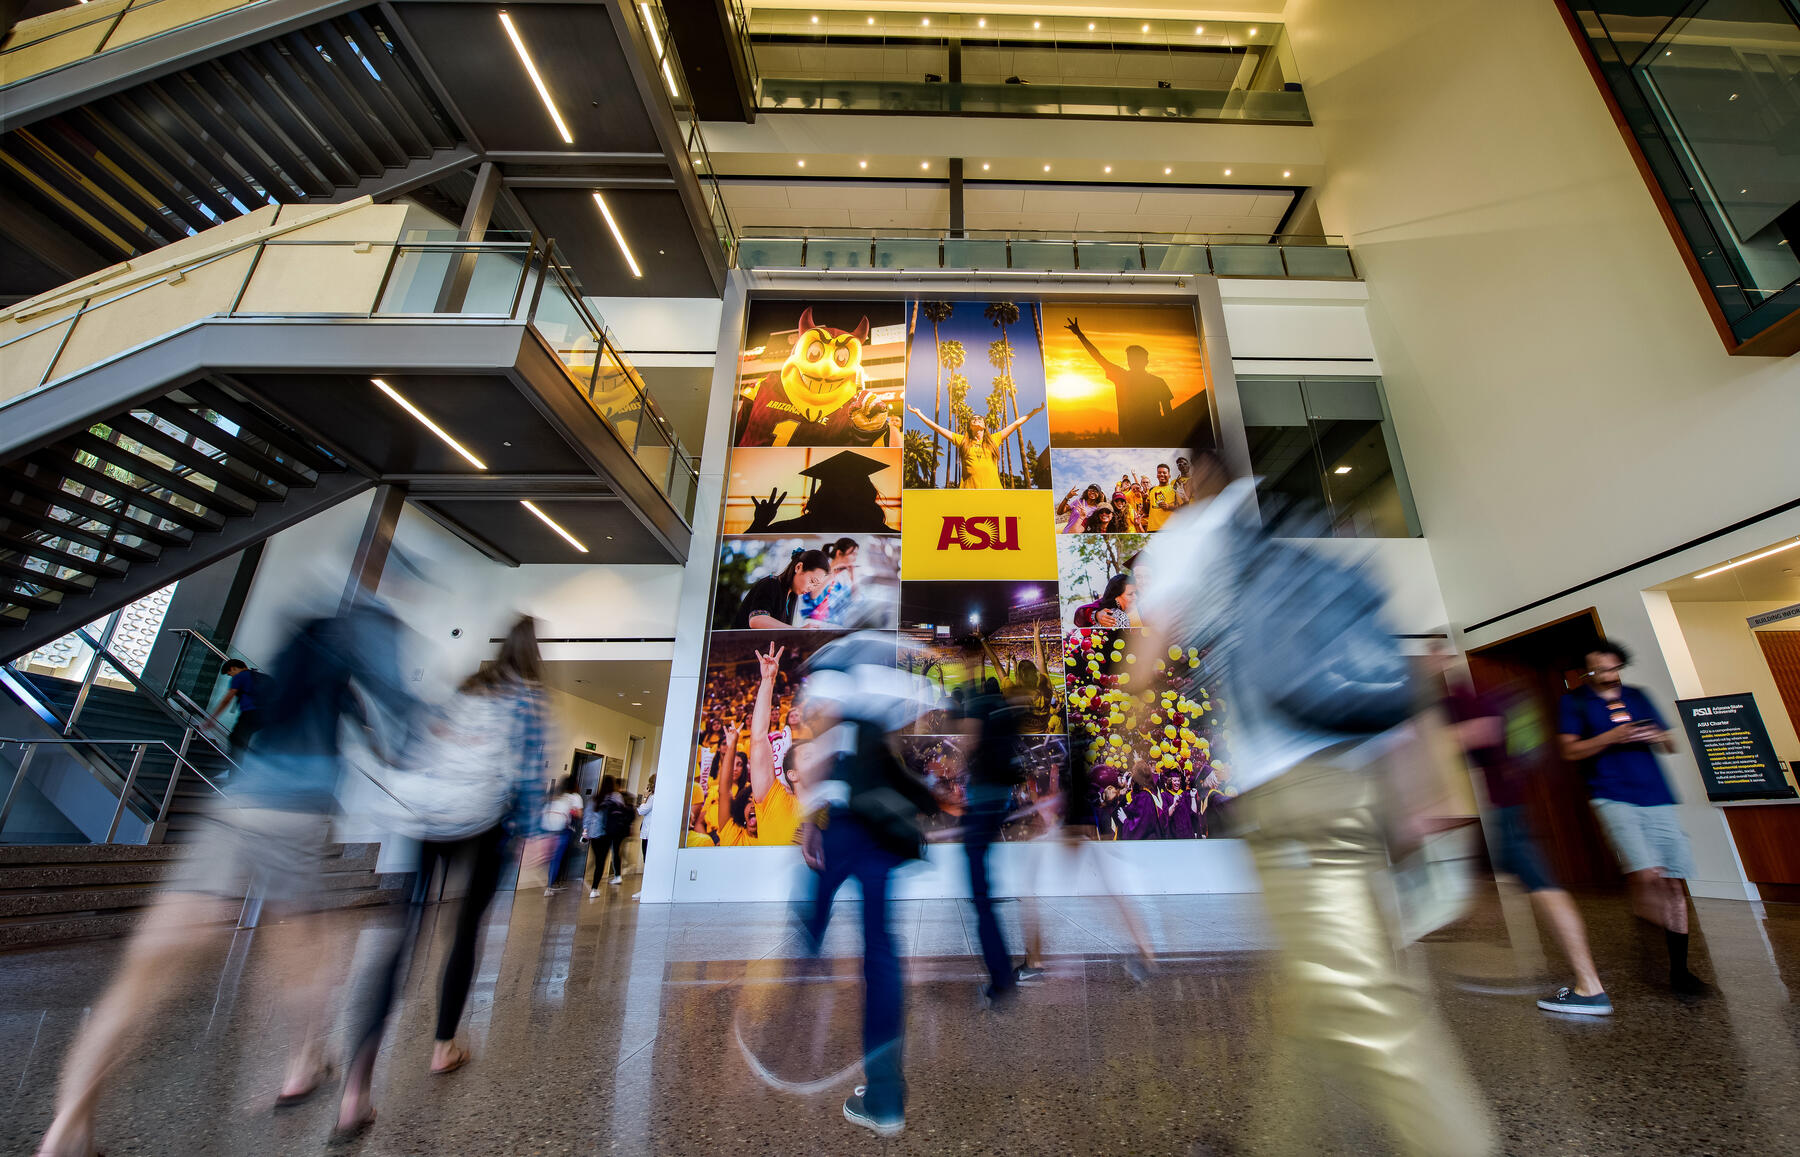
[
  {"xmin": 392, "ymin": 2, "xmax": 662, "ymax": 154},
  {"xmin": 514, "ymin": 185, "xmax": 718, "ymax": 298},
  {"xmin": 424, "ymin": 495, "xmax": 675, "ymax": 563},
  {"xmin": 231, "ymin": 371, "xmax": 594, "ymax": 476}
]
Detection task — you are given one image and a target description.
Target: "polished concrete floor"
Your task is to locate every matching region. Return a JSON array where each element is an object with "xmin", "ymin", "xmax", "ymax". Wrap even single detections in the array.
[{"xmin": 3, "ymin": 871, "xmax": 1797, "ymax": 1156}]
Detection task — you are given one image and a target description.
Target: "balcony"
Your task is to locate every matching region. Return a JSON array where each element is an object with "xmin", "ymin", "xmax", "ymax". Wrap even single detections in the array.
[{"xmin": 734, "ymin": 229, "xmax": 1356, "ymax": 280}]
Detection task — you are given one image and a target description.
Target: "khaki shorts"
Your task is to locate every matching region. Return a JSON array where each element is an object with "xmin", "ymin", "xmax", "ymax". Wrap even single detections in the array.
[{"xmin": 176, "ymin": 802, "xmax": 333, "ymax": 906}]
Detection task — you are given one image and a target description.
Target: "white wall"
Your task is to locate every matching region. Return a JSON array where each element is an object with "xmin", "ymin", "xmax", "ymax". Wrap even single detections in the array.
[
  {"xmin": 1667, "ymin": 603, "xmax": 1800, "ymax": 764},
  {"xmin": 542, "ymin": 685, "xmax": 662, "ymax": 796}
]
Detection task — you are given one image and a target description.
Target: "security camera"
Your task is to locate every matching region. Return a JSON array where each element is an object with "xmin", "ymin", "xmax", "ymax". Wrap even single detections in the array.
[{"xmin": 450, "ymin": 628, "xmax": 463, "ymax": 638}]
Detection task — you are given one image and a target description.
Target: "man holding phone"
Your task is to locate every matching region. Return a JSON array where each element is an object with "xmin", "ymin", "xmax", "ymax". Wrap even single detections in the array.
[{"xmin": 1558, "ymin": 639, "xmax": 1710, "ymax": 995}]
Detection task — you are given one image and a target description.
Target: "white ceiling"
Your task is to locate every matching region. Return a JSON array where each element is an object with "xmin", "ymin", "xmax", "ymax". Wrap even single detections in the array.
[
  {"xmin": 541, "ymin": 659, "xmax": 671, "ymax": 726},
  {"xmin": 1654, "ymin": 539, "xmax": 1800, "ymax": 604},
  {"xmin": 720, "ymin": 179, "xmax": 1294, "ymax": 235}
]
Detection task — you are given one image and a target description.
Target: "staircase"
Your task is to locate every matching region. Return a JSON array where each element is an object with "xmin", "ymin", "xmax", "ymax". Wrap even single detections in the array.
[
  {"xmin": 0, "ymin": 841, "xmax": 413, "ymax": 948},
  {"xmin": 1, "ymin": 377, "xmax": 366, "ymax": 661},
  {"xmin": 18, "ymin": 674, "xmax": 232, "ymax": 841}
]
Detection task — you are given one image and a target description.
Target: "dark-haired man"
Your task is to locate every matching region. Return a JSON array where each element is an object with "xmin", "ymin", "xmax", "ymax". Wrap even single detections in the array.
[
  {"xmin": 205, "ymin": 659, "xmax": 272, "ymax": 756},
  {"xmin": 1558, "ymin": 639, "xmax": 1709, "ymax": 995},
  {"xmin": 1065, "ymin": 317, "xmax": 1173, "ymax": 445}
]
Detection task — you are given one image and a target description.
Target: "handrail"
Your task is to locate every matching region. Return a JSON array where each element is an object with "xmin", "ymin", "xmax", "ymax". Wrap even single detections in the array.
[
  {"xmin": 0, "ymin": 735, "xmax": 225, "ymax": 843},
  {"xmin": 1, "ymin": 0, "xmax": 270, "ymax": 86},
  {"xmin": 66, "ymin": 625, "xmax": 245, "ymax": 776},
  {"xmin": 167, "ymin": 626, "xmax": 235, "ymax": 667}
]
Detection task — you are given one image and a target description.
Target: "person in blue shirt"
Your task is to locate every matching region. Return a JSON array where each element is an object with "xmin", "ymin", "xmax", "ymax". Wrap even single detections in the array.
[
  {"xmin": 204, "ymin": 658, "xmax": 271, "ymax": 756},
  {"xmin": 1558, "ymin": 639, "xmax": 1709, "ymax": 995}
]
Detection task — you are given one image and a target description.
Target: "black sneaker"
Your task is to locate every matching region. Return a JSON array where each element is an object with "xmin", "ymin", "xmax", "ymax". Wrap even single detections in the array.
[
  {"xmin": 1671, "ymin": 971, "xmax": 1713, "ymax": 997},
  {"xmin": 843, "ymin": 1091, "xmax": 904, "ymax": 1137},
  {"xmin": 1536, "ymin": 986, "xmax": 1613, "ymax": 1016}
]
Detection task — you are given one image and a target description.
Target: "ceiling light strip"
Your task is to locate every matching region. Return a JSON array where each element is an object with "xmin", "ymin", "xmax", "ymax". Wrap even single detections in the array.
[
  {"xmin": 371, "ymin": 379, "xmax": 486, "ymax": 469},
  {"xmin": 1693, "ymin": 536, "xmax": 1800, "ymax": 580},
  {"xmin": 499, "ymin": 12, "xmax": 574, "ymax": 145},
  {"xmin": 593, "ymin": 192, "xmax": 644, "ymax": 278},
  {"xmin": 521, "ymin": 500, "xmax": 589, "ymax": 553}
]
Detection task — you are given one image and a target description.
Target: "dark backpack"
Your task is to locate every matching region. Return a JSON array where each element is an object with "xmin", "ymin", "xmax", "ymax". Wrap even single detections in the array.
[
  {"xmin": 602, "ymin": 797, "xmax": 633, "ymax": 838},
  {"xmin": 1235, "ymin": 524, "xmax": 1413, "ymax": 734}
]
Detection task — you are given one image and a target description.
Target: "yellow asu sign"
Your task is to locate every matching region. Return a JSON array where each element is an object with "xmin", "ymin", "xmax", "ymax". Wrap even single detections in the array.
[{"xmin": 901, "ymin": 489, "xmax": 1058, "ymax": 580}]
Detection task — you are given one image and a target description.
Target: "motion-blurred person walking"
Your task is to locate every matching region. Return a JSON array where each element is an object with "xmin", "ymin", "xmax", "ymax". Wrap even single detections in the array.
[
  {"xmin": 333, "ymin": 614, "xmax": 549, "ymax": 1140},
  {"xmin": 588, "ymin": 775, "xmax": 632, "ymax": 893},
  {"xmin": 957, "ymin": 635, "xmax": 1028, "ymax": 1004},
  {"xmin": 1558, "ymin": 640, "xmax": 1711, "ymax": 995},
  {"xmin": 1136, "ymin": 451, "xmax": 1494, "ymax": 1157},
  {"xmin": 795, "ymin": 634, "xmax": 939, "ymax": 1136},
  {"xmin": 35, "ymin": 595, "xmax": 421, "ymax": 1157},
  {"xmin": 1432, "ymin": 648, "xmax": 1610, "ymax": 1014},
  {"xmin": 538, "ymin": 776, "xmax": 582, "ymax": 895}
]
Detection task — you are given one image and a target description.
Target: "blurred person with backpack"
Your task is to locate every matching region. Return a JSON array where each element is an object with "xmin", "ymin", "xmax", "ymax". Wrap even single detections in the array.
[
  {"xmin": 586, "ymin": 775, "xmax": 632, "ymax": 893},
  {"xmin": 957, "ymin": 634, "xmax": 1031, "ymax": 1005},
  {"xmin": 331, "ymin": 614, "xmax": 549, "ymax": 1139},
  {"xmin": 1135, "ymin": 450, "xmax": 1494, "ymax": 1157},
  {"xmin": 539, "ymin": 776, "xmax": 583, "ymax": 894}
]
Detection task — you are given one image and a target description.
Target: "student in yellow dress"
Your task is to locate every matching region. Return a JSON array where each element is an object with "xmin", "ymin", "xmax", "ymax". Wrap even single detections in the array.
[{"xmin": 906, "ymin": 404, "xmax": 1044, "ymax": 489}]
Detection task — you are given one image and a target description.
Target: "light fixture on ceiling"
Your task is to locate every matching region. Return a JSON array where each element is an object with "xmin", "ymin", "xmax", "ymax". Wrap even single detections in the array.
[
  {"xmin": 859, "ymin": 159, "xmax": 868, "ymax": 168},
  {"xmin": 1195, "ymin": 25, "xmax": 1204, "ymax": 34},
  {"xmin": 1033, "ymin": 20, "xmax": 1040, "ymax": 29},
  {"xmin": 981, "ymin": 161, "xmax": 990, "ymax": 170},
  {"xmin": 921, "ymin": 160, "xmax": 930, "ymax": 169},
  {"xmin": 1141, "ymin": 23, "xmax": 1149, "ymax": 32},
  {"xmin": 1103, "ymin": 165, "xmax": 1112, "ymax": 173},
  {"xmin": 521, "ymin": 500, "xmax": 589, "ymax": 553},
  {"xmin": 592, "ymin": 192, "xmax": 642, "ymax": 278},
  {"xmin": 978, "ymin": 17, "xmax": 986, "ymax": 27},
  {"xmin": 631, "ymin": 701, "xmax": 642, "ymax": 706},
  {"xmin": 922, "ymin": 16, "xmax": 930, "ymax": 25},
  {"xmin": 1249, "ymin": 27, "xmax": 1258, "ymax": 36},
  {"xmin": 639, "ymin": 3, "xmax": 680, "ymax": 96},
  {"xmin": 810, "ymin": 14, "xmax": 818, "ymax": 23},
  {"xmin": 499, "ymin": 12, "xmax": 573, "ymax": 144},
  {"xmin": 1333, "ymin": 465, "xmax": 1353, "ymax": 475},
  {"xmin": 1283, "ymin": 170, "xmax": 1292, "ymax": 178},
  {"xmin": 797, "ymin": 158, "xmax": 806, "ymax": 167},
  {"xmin": 1694, "ymin": 537, "xmax": 1800, "ymax": 580},
  {"xmin": 1164, "ymin": 166, "xmax": 1172, "ymax": 175},
  {"xmin": 1088, "ymin": 22, "xmax": 1095, "ymax": 30},
  {"xmin": 371, "ymin": 379, "xmax": 486, "ymax": 469},
  {"xmin": 1223, "ymin": 168, "xmax": 1232, "ymax": 176},
  {"xmin": 1043, "ymin": 163, "xmax": 1051, "ymax": 172},
  {"xmin": 867, "ymin": 16, "xmax": 874, "ymax": 24}
]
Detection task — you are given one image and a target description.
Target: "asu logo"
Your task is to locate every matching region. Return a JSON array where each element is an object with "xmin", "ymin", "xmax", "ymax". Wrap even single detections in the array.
[{"xmin": 936, "ymin": 516, "xmax": 1020, "ymax": 551}]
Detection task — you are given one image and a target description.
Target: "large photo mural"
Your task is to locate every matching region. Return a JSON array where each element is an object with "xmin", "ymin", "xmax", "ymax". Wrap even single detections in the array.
[{"xmin": 688, "ymin": 296, "xmax": 1226, "ymax": 846}]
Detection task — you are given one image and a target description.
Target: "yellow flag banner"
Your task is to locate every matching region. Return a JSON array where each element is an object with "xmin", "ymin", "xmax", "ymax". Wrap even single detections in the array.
[{"xmin": 900, "ymin": 489, "xmax": 1059, "ymax": 580}]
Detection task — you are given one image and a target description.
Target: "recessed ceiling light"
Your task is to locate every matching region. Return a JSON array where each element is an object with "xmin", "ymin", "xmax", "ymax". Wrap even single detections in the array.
[
  {"xmin": 592, "ymin": 192, "xmax": 642, "ymax": 278},
  {"xmin": 810, "ymin": 14, "xmax": 817, "ymax": 23},
  {"xmin": 1141, "ymin": 23, "xmax": 1149, "ymax": 32},
  {"xmin": 1043, "ymin": 164, "xmax": 1051, "ymax": 172},
  {"xmin": 521, "ymin": 500, "xmax": 588, "ymax": 553},
  {"xmin": 1088, "ymin": 22, "xmax": 1095, "ymax": 30},
  {"xmin": 1333, "ymin": 465, "xmax": 1352, "ymax": 475},
  {"xmin": 867, "ymin": 15, "xmax": 874, "ymax": 23},
  {"xmin": 1223, "ymin": 168, "xmax": 1232, "ymax": 176},
  {"xmin": 797, "ymin": 159, "xmax": 805, "ymax": 167},
  {"xmin": 1103, "ymin": 165, "xmax": 1112, "ymax": 173},
  {"xmin": 1249, "ymin": 27, "xmax": 1258, "ymax": 36},
  {"xmin": 499, "ymin": 12, "xmax": 572, "ymax": 145},
  {"xmin": 1195, "ymin": 25, "xmax": 1204, "ymax": 34},
  {"xmin": 1694, "ymin": 536, "xmax": 1800, "ymax": 580},
  {"xmin": 631, "ymin": 702, "xmax": 642, "ymax": 706},
  {"xmin": 1164, "ymin": 166, "xmax": 1172, "ymax": 175},
  {"xmin": 978, "ymin": 17, "xmax": 986, "ymax": 27},
  {"xmin": 1033, "ymin": 20, "xmax": 1040, "ymax": 28},
  {"xmin": 921, "ymin": 160, "xmax": 930, "ymax": 169},
  {"xmin": 372, "ymin": 379, "xmax": 486, "ymax": 470},
  {"xmin": 981, "ymin": 162, "xmax": 990, "ymax": 170},
  {"xmin": 859, "ymin": 159, "xmax": 868, "ymax": 168},
  {"xmin": 638, "ymin": 3, "xmax": 679, "ymax": 97},
  {"xmin": 921, "ymin": 16, "xmax": 929, "ymax": 25},
  {"xmin": 1283, "ymin": 170, "xmax": 1292, "ymax": 178}
]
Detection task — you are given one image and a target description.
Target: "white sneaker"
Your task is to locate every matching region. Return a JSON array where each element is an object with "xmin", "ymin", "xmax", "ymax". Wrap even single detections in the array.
[
  {"xmin": 589, "ymin": 889, "xmax": 600, "ymax": 899},
  {"xmin": 610, "ymin": 876, "xmax": 622, "ymax": 885},
  {"xmin": 543, "ymin": 888, "xmax": 555, "ymax": 897}
]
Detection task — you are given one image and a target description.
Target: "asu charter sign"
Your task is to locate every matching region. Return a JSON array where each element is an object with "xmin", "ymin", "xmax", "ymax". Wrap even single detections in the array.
[{"xmin": 902, "ymin": 490, "xmax": 1058, "ymax": 580}]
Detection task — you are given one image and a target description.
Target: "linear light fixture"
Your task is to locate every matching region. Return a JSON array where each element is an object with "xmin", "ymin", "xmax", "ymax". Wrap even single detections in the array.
[
  {"xmin": 1694, "ymin": 537, "xmax": 1800, "ymax": 580},
  {"xmin": 371, "ymin": 379, "xmax": 486, "ymax": 469},
  {"xmin": 1333, "ymin": 465, "xmax": 1353, "ymax": 474},
  {"xmin": 521, "ymin": 500, "xmax": 589, "ymax": 553},
  {"xmin": 499, "ymin": 12, "xmax": 573, "ymax": 145},
  {"xmin": 639, "ymin": 3, "xmax": 680, "ymax": 97},
  {"xmin": 592, "ymin": 192, "xmax": 643, "ymax": 278}
]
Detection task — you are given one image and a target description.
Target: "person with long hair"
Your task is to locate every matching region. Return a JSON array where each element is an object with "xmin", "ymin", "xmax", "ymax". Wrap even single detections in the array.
[
  {"xmin": 1058, "ymin": 483, "xmax": 1108, "ymax": 533},
  {"xmin": 1082, "ymin": 504, "xmax": 1119, "ymax": 533},
  {"xmin": 733, "ymin": 548, "xmax": 831, "ymax": 629},
  {"xmin": 907, "ymin": 404, "xmax": 1045, "ymax": 490},
  {"xmin": 333, "ymin": 614, "xmax": 549, "ymax": 1140},
  {"xmin": 803, "ymin": 537, "xmax": 861, "ymax": 625},
  {"xmin": 1073, "ymin": 573, "xmax": 1138, "ymax": 629}
]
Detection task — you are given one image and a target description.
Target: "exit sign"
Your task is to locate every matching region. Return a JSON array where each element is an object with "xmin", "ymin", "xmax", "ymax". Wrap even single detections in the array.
[{"xmin": 585, "ymin": 742, "xmax": 596, "ymax": 751}]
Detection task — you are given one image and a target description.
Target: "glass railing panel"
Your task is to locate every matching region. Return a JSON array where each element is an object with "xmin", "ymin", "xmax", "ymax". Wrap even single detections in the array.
[
  {"xmin": 1142, "ymin": 243, "xmax": 1211, "ymax": 274},
  {"xmin": 373, "ymin": 246, "xmax": 453, "ymax": 314},
  {"xmin": 1209, "ymin": 244, "xmax": 1286, "ymax": 277},
  {"xmin": 632, "ymin": 415, "xmax": 674, "ymax": 492},
  {"xmin": 804, "ymin": 239, "xmax": 872, "ymax": 270},
  {"xmin": 757, "ymin": 77, "xmax": 1310, "ymax": 124},
  {"xmin": 1008, "ymin": 240, "xmax": 1078, "ymax": 272},
  {"xmin": 592, "ymin": 344, "xmax": 645, "ymax": 447},
  {"xmin": 666, "ymin": 453, "xmax": 697, "ymax": 522},
  {"xmin": 1279, "ymin": 245, "xmax": 1356, "ymax": 279},
  {"xmin": 942, "ymin": 238, "xmax": 1009, "ymax": 270},
  {"xmin": 873, "ymin": 238, "xmax": 941, "ymax": 270},
  {"xmin": 1076, "ymin": 242, "xmax": 1144, "ymax": 272},
  {"xmin": 530, "ymin": 272, "xmax": 602, "ymax": 378},
  {"xmin": 461, "ymin": 248, "xmax": 531, "ymax": 314},
  {"xmin": 736, "ymin": 238, "xmax": 805, "ymax": 268}
]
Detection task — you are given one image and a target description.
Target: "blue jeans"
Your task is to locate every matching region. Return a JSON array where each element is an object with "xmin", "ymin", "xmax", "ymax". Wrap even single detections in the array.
[
  {"xmin": 802, "ymin": 809, "xmax": 906, "ymax": 1119},
  {"xmin": 964, "ymin": 785, "xmax": 1014, "ymax": 992}
]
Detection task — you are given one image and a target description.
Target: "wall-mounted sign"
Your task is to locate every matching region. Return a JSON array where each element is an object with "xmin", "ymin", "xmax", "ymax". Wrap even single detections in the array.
[
  {"xmin": 1747, "ymin": 602, "xmax": 1800, "ymax": 629},
  {"xmin": 1675, "ymin": 693, "xmax": 1796, "ymax": 801},
  {"xmin": 585, "ymin": 741, "xmax": 597, "ymax": 751}
]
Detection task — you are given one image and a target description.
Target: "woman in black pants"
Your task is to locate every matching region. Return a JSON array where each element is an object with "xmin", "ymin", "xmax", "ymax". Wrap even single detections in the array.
[
  {"xmin": 589, "ymin": 777, "xmax": 630, "ymax": 890},
  {"xmin": 334, "ymin": 616, "xmax": 550, "ymax": 1140}
]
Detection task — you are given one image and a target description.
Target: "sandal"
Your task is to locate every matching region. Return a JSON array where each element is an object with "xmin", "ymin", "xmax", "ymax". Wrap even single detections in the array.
[
  {"xmin": 273, "ymin": 1061, "xmax": 335, "ymax": 1109},
  {"xmin": 327, "ymin": 1108, "xmax": 377, "ymax": 1146},
  {"xmin": 430, "ymin": 1044, "xmax": 471, "ymax": 1076}
]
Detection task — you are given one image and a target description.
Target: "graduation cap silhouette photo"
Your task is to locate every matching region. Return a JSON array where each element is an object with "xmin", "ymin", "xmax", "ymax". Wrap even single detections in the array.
[{"xmin": 742, "ymin": 448, "xmax": 898, "ymax": 534}]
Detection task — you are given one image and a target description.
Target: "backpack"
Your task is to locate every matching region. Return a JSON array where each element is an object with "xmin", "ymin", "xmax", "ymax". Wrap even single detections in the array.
[
  {"xmin": 1234, "ymin": 524, "xmax": 1413, "ymax": 734},
  {"xmin": 602, "ymin": 796, "xmax": 633, "ymax": 838}
]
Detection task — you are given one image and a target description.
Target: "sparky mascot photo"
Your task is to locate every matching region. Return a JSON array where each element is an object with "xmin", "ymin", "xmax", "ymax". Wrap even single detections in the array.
[{"xmin": 736, "ymin": 308, "xmax": 892, "ymax": 447}]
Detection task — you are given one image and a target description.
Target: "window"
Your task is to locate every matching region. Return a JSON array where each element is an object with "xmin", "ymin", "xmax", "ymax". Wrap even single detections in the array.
[{"xmin": 1237, "ymin": 377, "xmax": 1419, "ymax": 538}]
